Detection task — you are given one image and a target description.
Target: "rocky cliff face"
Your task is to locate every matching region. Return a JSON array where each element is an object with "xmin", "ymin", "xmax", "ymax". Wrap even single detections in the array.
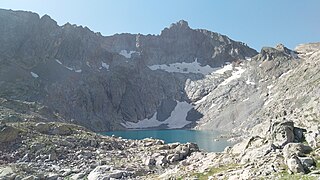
[{"xmin": 0, "ymin": 9, "xmax": 257, "ymax": 131}]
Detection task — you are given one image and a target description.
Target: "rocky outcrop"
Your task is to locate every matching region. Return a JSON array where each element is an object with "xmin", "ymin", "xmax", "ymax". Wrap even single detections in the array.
[{"xmin": 0, "ymin": 124, "xmax": 19, "ymax": 143}]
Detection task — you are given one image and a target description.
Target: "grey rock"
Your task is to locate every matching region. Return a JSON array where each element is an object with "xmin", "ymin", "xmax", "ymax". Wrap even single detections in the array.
[
  {"xmin": 143, "ymin": 156, "xmax": 156, "ymax": 166},
  {"xmin": 51, "ymin": 125, "xmax": 71, "ymax": 135},
  {"xmin": 70, "ymin": 173, "xmax": 86, "ymax": 180},
  {"xmin": 287, "ymin": 156, "xmax": 305, "ymax": 174},
  {"xmin": 34, "ymin": 122, "xmax": 50, "ymax": 134},
  {"xmin": 0, "ymin": 125, "xmax": 19, "ymax": 143},
  {"xmin": 271, "ymin": 121, "xmax": 295, "ymax": 147},
  {"xmin": 282, "ymin": 143, "xmax": 312, "ymax": 160},
  {"xmin": 87, "ymin": 165, "xmax": 111, "ymax": 180},
  {"xmin": 155, "ymin": 155, "xmax": 167, "ymax": 166},
  {"xmin": 298, "ymin": 156, "xmax": 315, "ymax": 168},
  {"xmin": 21, "ymin": 176, "xmax": 36, "ymax": 180}
]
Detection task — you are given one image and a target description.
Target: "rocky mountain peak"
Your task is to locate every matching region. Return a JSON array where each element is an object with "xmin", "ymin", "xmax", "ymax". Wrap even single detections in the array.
[{"xmin": 169, "ymin": 20, "xmax": 190, "ymax": 29}]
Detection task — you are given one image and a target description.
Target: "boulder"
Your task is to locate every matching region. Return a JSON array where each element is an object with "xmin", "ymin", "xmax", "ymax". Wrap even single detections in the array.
[
  {"xmin": 0, "ymin": 125, "xmax": 19, "ymax": 143},
  {"xmin": 0, "ymin": 167, "xmax": 14, "ymax": 179},
  {"xmin": 298, "ymin": 156, "xmax": 315, "ymax": 168},
  {"xmin": 51, "ymin": 124, "xmax": 71, "ymax": 135},
  {"xmin": 305, "ymin": 132, "xmax": 319, "ymax": 148},
  {"xmin": 143, "ymin": 156, "xmax": 156, "ymax": 166},
  {"xmin": 70, "ymin": 173, "xmax": 86, "ymax": 180},
  {"xmin": 282, "ymin": 143, "xmax": 312, "ymax": 159},
  {"xmin": 34, "ymin": 122, "xmax": 50, "ymax": 134},
  {"xmin": 287, "ymin": 156, "xmax": 305, "ymax": 174},
  {"xmin": 155, "ymin": 155, "xmax": 167, "ymax": 166},
  {"xmin": 87, "ymin": 165, "xmax": 111, "ymax": 180},
  {"xmin": 271, "ymin": 121, "xmax": 294, "ymax": 147}
]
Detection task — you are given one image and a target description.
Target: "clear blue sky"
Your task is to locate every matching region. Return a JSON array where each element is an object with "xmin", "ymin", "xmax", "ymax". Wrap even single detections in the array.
[{"xmin": 1, "ymin": 0, "xmax": 319, "ymax": 50}]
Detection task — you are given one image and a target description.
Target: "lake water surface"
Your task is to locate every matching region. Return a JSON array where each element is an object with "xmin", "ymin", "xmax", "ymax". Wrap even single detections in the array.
[{"xmin": 102, "ymin": 129, "xmax": 232, "ymax": 152}]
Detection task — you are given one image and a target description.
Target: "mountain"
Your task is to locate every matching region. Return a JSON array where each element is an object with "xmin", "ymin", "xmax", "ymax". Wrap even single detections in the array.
[
  {"xmin": 1, "ymin": 8, "xmax": 320, "ymax": 179},
  {"xmin": 0, "ymin": 9, "xmax": 257, "ymax": 131}
]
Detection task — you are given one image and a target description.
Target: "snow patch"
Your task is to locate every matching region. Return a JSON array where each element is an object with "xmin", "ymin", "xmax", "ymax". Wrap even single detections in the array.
[
  {"xmin": 246, "ymin": 78, "xmax": 255, "ymax": 85},
  {"xmin": 148, "ymin": 58, "xmax": 217, "ymax": 75},
  {"xmin": 209, "ymin": 103, "xmax": 217, "ymax": 109},
  {"xmin": 195, "ymin": 95, "xmax": 208, "ymax": 105},
  {"xmin": 279, "ymin": 70, "xmax": 292, "ymax": 78},
  {"xmin": 242, "ymin": 98, "xmax": 249, "ymax": 102},
  {"xmin": 55, "ymin": 59, "xmax": 63, "ymax": 65},
  {"xmin": 65, "ymin": 66, "xmax": 73, "ymax": 71},
  {"xmin": 213, "ymin": 64, "xmax": 233, "ymax": 74},
  {"xmin": 101, "ymin": 62, "xmax": 109, "ymax": 69},
  {"xmin": 30, "ymin": 72, "xmax": 39, "ymax": 78},
  {"xmin": 218, "ymin": 67, "xmax": 246, "ymax": 87},
  {"xmin": 121, "ymin": 101, "xmax": 193, "ymax": 129},
  {"xmin": 245, "ymin": 57, "xmax": 252, "ymax": 61},
  {"xmin": 119, "ymin": 50, "xmax": 137, "ymax": 58}
]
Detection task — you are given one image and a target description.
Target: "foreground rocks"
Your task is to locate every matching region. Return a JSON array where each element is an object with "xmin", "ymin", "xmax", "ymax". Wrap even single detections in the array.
[{"xmin": 0, "ymin": 122, "xmax": 199, "ymax": 179}]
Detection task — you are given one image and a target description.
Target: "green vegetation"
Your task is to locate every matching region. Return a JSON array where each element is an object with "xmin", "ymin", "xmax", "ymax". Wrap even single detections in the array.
[
  {"xmin": 189, "ymin": 163, "xmax": 239, "ymax": 180},
  {"xmin": 278, "ymin": 171, "xmax": 317, "ymax": 180}
]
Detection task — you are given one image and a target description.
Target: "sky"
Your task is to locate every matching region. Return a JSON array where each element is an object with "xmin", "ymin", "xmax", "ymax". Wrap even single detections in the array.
[{"xmin": 0, "ymin": 0, "xmax": 319, "ymax": 50}]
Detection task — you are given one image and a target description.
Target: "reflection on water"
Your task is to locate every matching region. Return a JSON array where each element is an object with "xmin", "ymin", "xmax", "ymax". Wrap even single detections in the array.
[{"xmin": 102, "ymin": 129, "xmax": 232, "ymax": 152}]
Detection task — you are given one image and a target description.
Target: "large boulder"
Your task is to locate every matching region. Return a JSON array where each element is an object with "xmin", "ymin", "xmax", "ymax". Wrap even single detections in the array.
[
  {"xmin": 87, "ymin": 165, "xmax": 111, "ymax": 180},
  {"xmin": 287, "ymin": 156, "xmax": 305, "ymax": 174},
  {"xmin": 271, "ymin": 121, "xmax": 295, "ymax": 147},
  {"xmin": 34, "ymin": 122, "xmax": 50, "ymax": 134},
  {"xmin": 282, "ymin": 143, "xmax": 312, "ymax": 160},
  {"xmin": 0, "ymin": 125, "xmax": 19, "ymax": 143},
  {"xmin": 51, "ymin": 124, "xmax": 72, "ymax": 135}
]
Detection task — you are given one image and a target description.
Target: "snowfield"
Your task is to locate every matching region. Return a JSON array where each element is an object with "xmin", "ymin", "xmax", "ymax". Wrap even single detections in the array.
[{"xmin": 121, "ymin": 101, "xmax": 193, "ymax": 129}]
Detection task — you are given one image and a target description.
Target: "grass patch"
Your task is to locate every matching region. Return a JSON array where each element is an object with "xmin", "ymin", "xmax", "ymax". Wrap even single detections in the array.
[
  {"xmin": 278, "ymin": 171, "xmax": 317, "ymax": 180},
  {"xmin": 191, "ymin": 163, "xmax": 239, "ymax": 180}
]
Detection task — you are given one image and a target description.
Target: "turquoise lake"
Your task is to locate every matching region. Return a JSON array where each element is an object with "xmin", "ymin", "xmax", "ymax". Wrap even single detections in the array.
[{"xmin": 102, "ymin": 129, "xmax": 232, "ymax": 152}]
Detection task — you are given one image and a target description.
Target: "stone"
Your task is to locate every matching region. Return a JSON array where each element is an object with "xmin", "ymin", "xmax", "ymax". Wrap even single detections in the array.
[
  {"xmin": 34, "ymin": 122, "xmax": 50, "ymax": 134},
  {"xmin": 21, "ymin": 175, "xmax": 36, "ymax": 180},
  {"xmin": 282, "ymin": 143, "xmax": 312, "ymax": 159},
  {"xmin": 87, "ymin": 165, "xmax": 111, "ymax": 180},
  {"xmin": 49, "ymin": 151, "xmax": 58, "ymax": 161},
  {"xmin": 0, "ymin": 125, "xmax": 19, "ymax": 143},
  {"xmin": 143, "ymin": 156, "xmax": 156, "ymax": 166},
  {"xmin": 305, "ymin": 132, "xmax": 319, "ymax": 148},
  {"xmin": 70, "ymin": 173, "xmax": 86, "ymax": 180},
  {"xmin": 155, "ymin": 155, "xmax": 167, "ymax": 166},
  {"xmin": 0, "ymin": 167, "xmax": 14, "ymax": 179},
  {"xmin": 46, "ymin": 173, "xmax": 59, "ymax": 180},
  {"xmin": 167, "ymin": 153, "xmax": 180, "ymax": 162},
  {"xmin": 109, "ymin": 170, "xmax": 124, "ymax": 179},
  {"xmin": 287, "ymin": 156, "xmax": 305, "ymax": 174},
  {"xmin": 271, "ymin": 121, "xmax": 294, "ymax": 147},
  {"xmin": 298, "ymin": 156, "xmax": 315, "ymax": 168},
  {"xmin": 51, "ymin": 124, "xmax": 72, "ymax": 135}
]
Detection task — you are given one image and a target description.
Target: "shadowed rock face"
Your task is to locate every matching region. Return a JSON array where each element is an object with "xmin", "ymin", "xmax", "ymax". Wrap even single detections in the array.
[{"xmin": 0, "ymin": 9, "xmax": 258, "ymax": 131}]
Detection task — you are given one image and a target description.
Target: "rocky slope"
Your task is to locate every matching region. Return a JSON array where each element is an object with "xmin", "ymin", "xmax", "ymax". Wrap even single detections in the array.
[
  {"xmin": 157, "ymin": 43, "xmax": 320, "ymax": 179},
  {"xmin": 0, "ymin": 120, "xmax": 199, "ymax": 179},
  {"xmin": 1, "ymin": 8, "xmax": 320, "ymax": 179},
  {"xmin": 0, "ymin": 9, "xmax": 257, "ymax": 132}
]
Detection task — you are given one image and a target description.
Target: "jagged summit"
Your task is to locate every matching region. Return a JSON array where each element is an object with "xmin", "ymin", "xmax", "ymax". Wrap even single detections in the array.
[{"xmin": 169, "ymin": 20, "xmax": 190, "ymax": 29}]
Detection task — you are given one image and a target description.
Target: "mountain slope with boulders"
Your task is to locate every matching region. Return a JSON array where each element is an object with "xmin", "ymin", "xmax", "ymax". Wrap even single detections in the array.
[
  {"xmin": 0, "ymin": 9, "xmax": 257, "ymax": 132},
  {"xmin": 1, "ymin": 8, "xmax": 320, "ymax": 179}
]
